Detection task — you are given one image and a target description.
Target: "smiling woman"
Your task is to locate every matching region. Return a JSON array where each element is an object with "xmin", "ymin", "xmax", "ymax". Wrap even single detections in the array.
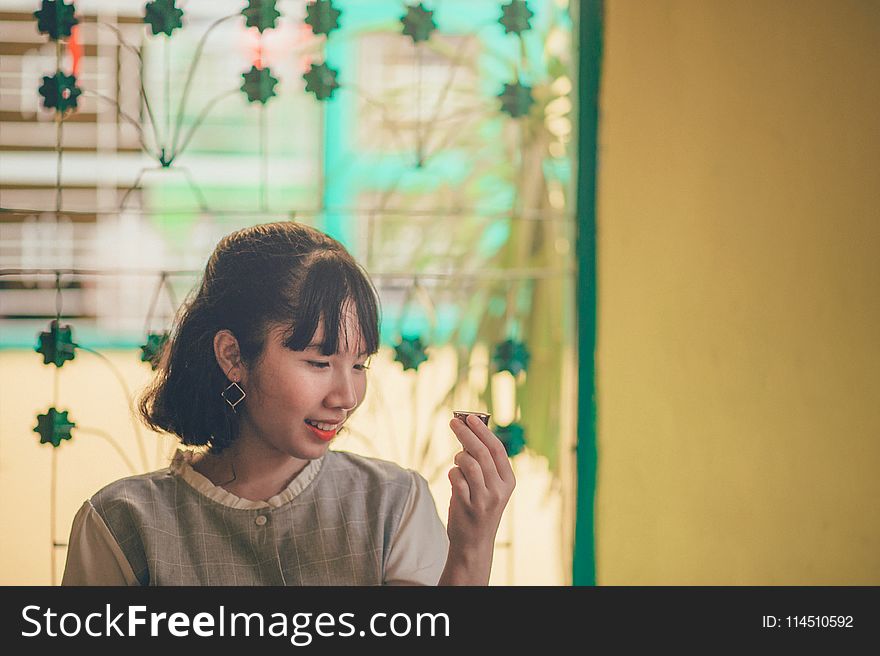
[
  {"xmin": 61, "ymin": 221, "xmax": 515, "ymax": 586},
  {"xmin": 138, "ymin": 222, "xmax": 381, "ymax": 456}
]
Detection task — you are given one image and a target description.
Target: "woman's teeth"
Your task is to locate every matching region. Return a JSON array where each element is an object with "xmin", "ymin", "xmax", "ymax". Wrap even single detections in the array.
[{"xmin": 306, "ymin": 419, "xmax": 338, "ymax": 431}]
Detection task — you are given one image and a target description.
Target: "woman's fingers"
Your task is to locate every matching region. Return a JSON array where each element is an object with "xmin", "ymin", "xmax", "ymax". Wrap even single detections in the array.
[
  {"xmin": 448, "ymin": 466, "xmax": 470, "ymax": 503},
  {"xmin": 449, "ymin": 417, "xmax": 495, "ymax": 482},
  {"xmin": 453, "ymin": 449, "xmax": 486, "ymax": 491},
  {"xmin": 465, "ymin": 414, "xmax": 516, "ymax": 488},
  {"xmin": 450, "ymin": 415, "xmax": 515, "ymax": 489}
]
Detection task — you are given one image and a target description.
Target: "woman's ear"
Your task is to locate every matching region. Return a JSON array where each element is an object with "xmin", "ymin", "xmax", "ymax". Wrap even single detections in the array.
[{"xmin": 213, "ymin": 330, "xmax": 243, "ymax": 382}]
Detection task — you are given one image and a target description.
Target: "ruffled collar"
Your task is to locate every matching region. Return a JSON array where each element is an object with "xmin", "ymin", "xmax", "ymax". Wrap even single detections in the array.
[{"xmin": 169, "ymin": 449, "xmax": 325, "ymax": 510}]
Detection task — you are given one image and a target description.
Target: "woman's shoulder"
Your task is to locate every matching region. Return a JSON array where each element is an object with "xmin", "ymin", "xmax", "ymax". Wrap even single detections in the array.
[
  {"xmin": 89, "ymin": 463, "xmax": 177, "ymax": 513},
  {"xmin": 323, "ymin": 449, "xmax": 418, "ymax": 493}
]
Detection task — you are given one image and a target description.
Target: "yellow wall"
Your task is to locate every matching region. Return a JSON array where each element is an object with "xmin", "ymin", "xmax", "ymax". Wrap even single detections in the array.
[{"xmin": 596, "ymin": 0, "xmax": 880, "ymax": 583}]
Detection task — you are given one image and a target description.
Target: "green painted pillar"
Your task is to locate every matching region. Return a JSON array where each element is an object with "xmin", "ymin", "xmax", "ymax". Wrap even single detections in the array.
[{"xmin": 573, "ymin": 0, "xmax": 603, "ymax": 586}]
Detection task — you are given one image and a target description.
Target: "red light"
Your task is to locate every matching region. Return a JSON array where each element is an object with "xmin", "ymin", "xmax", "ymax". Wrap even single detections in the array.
[{"xmin": 68, "ymin": 24, "xmax": 83, "ymax": 77}]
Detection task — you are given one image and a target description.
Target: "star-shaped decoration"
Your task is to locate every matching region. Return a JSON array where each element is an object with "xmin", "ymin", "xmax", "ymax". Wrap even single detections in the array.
[
  {"xmin": 303, "ymin": 62, "xmax": 339, "ymax": 100},
  {"xmin": 140, "ymin": 331, "xmax": 169, "ymax": 370},
  {"xmin": 494, "ymin": 421, "xmax": 526, "ymax": 457},
  {"xmin": 400, "ymin": 3, "xmax": 436, "ymax": 44},
  {"xmin": 498, "ymin": 82, "xmax": 534, "ymax": 118},
  {"xmin": 38, "ymin": 71, "xmax": 82, "ymax": 114},
  {"xmin": 393, "ymin": 335, "xmax": 429, "ymax": 371},
  {"xmin": 35, "ymin": 320, "xmax": 76, "ymax": 367},
  {"xmin": 33, "ymin": 0, "xmax": 79, "ymax": 40},
  {"xmin": 304, "ymin": 0, "xmax": 341, "ymax": 36},
  {"xmin": 34, "ymin": 407, "xmax": 76, "ymax": 448},
  {"xmin": 241, "ymin": 65, "xmax": 278, "ymax": 103},
  {"xmin": 242, "ymin": 0, "xmax": 280, "ymax": 33},
  {"xmin": 492, "ymin": 338, "xmax": 530, "ymax": 376},
  {"xmin": 143, "ymin": 0, "xmax": 184, "ymax": 37},
  {"xmin": 499, "ymin": 0, "xmax": 534, "ymax": 35}
]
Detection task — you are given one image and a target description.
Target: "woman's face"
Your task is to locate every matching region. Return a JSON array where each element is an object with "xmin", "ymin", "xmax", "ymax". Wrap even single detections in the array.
[{"xmin": 238, "ymin": 310, "xmax": 371, "ymax": 460}]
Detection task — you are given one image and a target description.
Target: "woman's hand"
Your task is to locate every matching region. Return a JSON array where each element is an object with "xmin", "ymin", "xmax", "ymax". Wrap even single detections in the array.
[{"xmin": 438, "ymin": 414, "xmax": 516, "ymax": 585}]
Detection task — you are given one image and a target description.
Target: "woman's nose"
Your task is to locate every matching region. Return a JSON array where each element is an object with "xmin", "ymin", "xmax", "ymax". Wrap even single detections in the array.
[{"xmin": 327, "ymin": 369, "xmax": 359, "ymax": 411}]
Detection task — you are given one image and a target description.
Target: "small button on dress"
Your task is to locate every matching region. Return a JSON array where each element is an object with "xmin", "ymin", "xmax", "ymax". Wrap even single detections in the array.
[{"xmin": 255, "ymin": 515, "xmax": 267, "ymax": 526}]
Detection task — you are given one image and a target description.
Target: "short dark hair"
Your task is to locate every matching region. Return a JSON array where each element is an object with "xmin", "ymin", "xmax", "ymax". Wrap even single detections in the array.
[{"xmin": 138, "ymin": 221, "xmax": 381, "ymax": 452}]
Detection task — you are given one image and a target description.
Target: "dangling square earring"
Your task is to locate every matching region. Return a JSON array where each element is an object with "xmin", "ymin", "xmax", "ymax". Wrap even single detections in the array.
[{"xmin": 221, "ymin": 381, "xmax": 246, "ymax": 412}]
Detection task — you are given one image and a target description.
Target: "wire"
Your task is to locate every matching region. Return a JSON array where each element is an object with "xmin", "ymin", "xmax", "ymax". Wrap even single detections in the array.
[
  {"xmin": 0, "ymin": 266, "xmax": 575, "ymax": 281},
  {"xmin": 143, "ymin": 271, "xmax": 167, "ymax": 336},
  {"xmin": 75, "ymin": 426, "xmax": 139, "ymax": 475},
  {"xmin": 73, "ymin": 344, "xmax": 150, "ymax": 472},
  {"xmin": 0, "ymin": 206, "xmax": 574, "ymax": 222}
]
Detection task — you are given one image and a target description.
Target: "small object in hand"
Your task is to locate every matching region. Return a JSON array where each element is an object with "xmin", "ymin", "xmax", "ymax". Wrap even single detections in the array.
[{"xmin": 453, "ymin": 410, "xmax": 490, "ymax": 426}]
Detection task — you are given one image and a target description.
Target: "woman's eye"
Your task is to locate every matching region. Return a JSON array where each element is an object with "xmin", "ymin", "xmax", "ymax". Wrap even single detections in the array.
[{"xmin": 307, "ymin": 361, "xmax": 370, "ymax": 371}]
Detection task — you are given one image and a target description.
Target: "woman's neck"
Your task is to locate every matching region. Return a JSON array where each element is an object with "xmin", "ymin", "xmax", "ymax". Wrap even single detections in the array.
[{"xmin": 193, "ymin": 437, "xmax": 311, "ymax": 502}]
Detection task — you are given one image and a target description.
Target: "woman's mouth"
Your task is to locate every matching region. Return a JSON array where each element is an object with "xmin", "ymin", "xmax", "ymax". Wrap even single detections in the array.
[{"xmin": 304, "ymin": 419, "xmax": 339, "ymax": 441}]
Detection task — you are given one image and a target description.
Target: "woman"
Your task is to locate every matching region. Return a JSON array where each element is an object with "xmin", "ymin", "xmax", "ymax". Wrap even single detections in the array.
[{"xmin": 62, "ymin": 221, "xmax": 515, "ymax": 585}]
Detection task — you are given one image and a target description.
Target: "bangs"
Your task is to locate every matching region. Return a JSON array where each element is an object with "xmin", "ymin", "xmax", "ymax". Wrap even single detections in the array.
[{"xmin": 282, "ymin": 253, "xmax": 380, "ymax": 357}]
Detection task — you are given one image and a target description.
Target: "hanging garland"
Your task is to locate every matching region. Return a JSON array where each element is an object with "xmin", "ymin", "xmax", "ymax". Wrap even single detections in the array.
[
  {"xmin": 302, "ymin": 1, "xmax": 343, "ymax": 101},
  {"xmin": 33, "ymin": 3, "xmax": 82, "ymax": 115},
  {"xmin": 492, "ymin": 0, "xmax": 539, "ymax": 457}
]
